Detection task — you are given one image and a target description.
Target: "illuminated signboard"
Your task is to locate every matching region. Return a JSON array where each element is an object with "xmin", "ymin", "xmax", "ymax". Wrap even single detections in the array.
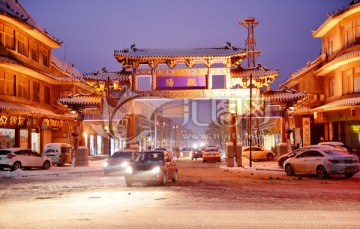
[
  {"xmin": 351, "ymin": 125, "xmax": 360, "ymax": 133},
  {"xmin": 157, "ymin": 76, "xmax": 206, "ymax": 90}
]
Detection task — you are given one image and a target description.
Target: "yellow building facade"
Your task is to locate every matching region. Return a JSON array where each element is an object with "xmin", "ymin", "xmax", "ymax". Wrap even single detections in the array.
[
  {"xmin": 0, "ymin": 0, "xmax": 93, "ymax": 152},
  {"xmin": 281, "ymin": 2, "xmax": 360, "ymax": 150}
]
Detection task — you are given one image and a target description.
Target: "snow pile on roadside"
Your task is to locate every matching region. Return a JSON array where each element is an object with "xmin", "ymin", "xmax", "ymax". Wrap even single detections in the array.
[{"xmin": 1, "ymin": 169, "xmax": 26, "ymax": 179}]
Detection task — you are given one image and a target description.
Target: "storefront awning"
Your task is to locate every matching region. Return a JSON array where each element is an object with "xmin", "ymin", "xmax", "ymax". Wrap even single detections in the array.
[
  {"xmin": 312, "ymin": 97, "xmax": 360, "ymax": 112},
  {"xmin": 263, "ymin": 90, "xmax": 306, "ymax": 102},
  {"xmin": 0, "ymin": 101, "xmax": 73, "ymax": 119}
]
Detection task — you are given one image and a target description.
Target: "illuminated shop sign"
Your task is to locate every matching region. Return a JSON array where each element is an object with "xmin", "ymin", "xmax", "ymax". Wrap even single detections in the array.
[
  {"xmin": 157, "ymin": 76, "xmax": 206, "ymax": 90},
  {"xmin": 351, "ymin": 125, "xmax": 360, "ymax": 133},
  {"xmin": 0, "ymin": 115, "xmax": 38, "ymax": 128},
  {"xmin": 42, "ymin": 118, "xmax": 63, "ymax": 129}
]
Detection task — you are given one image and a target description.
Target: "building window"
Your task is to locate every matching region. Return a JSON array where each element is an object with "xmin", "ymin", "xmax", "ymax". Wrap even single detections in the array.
[
  {"xmin": 44, "ymin": 86, "xmax": 50, "ymax": 104},
  {"xmin": 354, "ymin": 67, "xmax": 360, "ymax": 93},
  {"xmin": 355, "ymin": 20, "xmax": 360, "ymax": 45},
  {"xmin": 328, "ymin": 37, "xmax": 333, "ymax": 56},
  {"xmin": 329, "ymin": 77, "xmax": 334, "ymax": 97},
  {"xmin": 0, "ymin": 72, "xmax": 15, "ymax": 96},
  {"xmin": 0, "ymin": 25, "xmax": 3, "ymax": 46},
  {"xmin": 342, "ymin": 69, "xmax": 353, "ymax": 95},
  {"xmin": 344, "ymin": 23, "xmax": 352, "ymax": 48},
  {"xmin": 17, "ymin": 76, "xmax": 30, "ymax": 99},
  {"xmin": 32, "ymin": 81, "xmax": 40, "ymax": 102},
  {"xmin": 30, "ymin": 41, "xmax": 39, "ymax": 62},
  {"xmin": 17, "ymin": 32, "xmax": 28, "ymax": 57},
  {"xmin": 42, "ymin": 48, "xmax": 49, "ymax": 67},
  {"xmin": 0, "ymin": 25, "xmax": 15, "ymax": 50}
]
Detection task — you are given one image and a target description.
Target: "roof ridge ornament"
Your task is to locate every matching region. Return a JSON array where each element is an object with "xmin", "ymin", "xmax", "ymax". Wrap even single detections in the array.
[{"xmin": 166, "ymin": 59, "xmax": 177, "ymax": 69}]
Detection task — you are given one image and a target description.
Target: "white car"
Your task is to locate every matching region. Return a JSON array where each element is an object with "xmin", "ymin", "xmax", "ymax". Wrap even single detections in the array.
[
  {"xmin": 284, "ymin": 146, "xmax": 359, "ymax": 178},
  {"xmin": 0, "ymin": 148, "xmax": 52, "ymax": 171},
  {"xmin": 242, "ymin": 146, "xmax": 274, "ymax": 161}
]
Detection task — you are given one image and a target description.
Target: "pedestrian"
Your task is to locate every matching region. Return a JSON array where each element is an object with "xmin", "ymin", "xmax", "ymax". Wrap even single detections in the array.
[{"xmin": 175, "ymin": 147, "xmax": 180, "ymax": 159}]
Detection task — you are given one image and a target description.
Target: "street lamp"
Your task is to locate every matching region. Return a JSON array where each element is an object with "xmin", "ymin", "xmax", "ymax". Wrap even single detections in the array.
[
  {"xmin": 98, "ymin": 77, "xmax": 121, "ymax": 157},
  {"xmin": 241, "ymin": 74, "xmax": 264, "ymax": 168}
]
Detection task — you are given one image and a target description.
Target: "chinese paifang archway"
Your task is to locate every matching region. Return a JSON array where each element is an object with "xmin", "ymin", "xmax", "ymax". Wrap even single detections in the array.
[
  {"xmin": 113, "ymin": 45, "xmax": 278, "ymax": 152},
  {"xmin": 58, "ymin": 44, "xmax": 280, "ymax": 165}
]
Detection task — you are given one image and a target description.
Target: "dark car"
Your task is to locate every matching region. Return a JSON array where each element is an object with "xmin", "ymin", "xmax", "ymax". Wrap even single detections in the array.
[
  {"xmin": 191, "ymin": 149, "xmax": 203, "ymax": 160},
  {"xmin": 103, "ymin": 150, "xmax": 138, "ymax": 176},
  {"xmin": 124, "ymin": 150, "xmax": 178, "ymax": 186}
]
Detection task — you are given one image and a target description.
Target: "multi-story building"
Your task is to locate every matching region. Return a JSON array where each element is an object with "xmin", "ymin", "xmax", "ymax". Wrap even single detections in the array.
[
  {"xmin": 0, "ymin": 0, "xmax": 93, "ymax": 152},
  {"xmin": 280, "ymin": 1, "xmax": 360, "ymax": 151}
]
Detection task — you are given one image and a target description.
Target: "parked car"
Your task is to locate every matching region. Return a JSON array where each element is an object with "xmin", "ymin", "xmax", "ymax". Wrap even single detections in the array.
[
  {"xmin": 202, "ymin": 148, "xmax": 221, "ymax": 162},
  {"xmin": 0, "ymin": 148, "xmax": 51, "ymax": 171},
  {"xmin": 283, "ymin": 146, "xmax": 359, "ymax": 178},
  {"xmin": 43, "ymin": 143, "xmax": 72, "ymax": 166},
  {"xmin": 124, "ymin": 150, "xmax": 178, "ymax": 186},
  {"xmin": 242, "ymin": 146, "xmax": 274, "ymax": 161},
  {"xmin": 103, "ymin": 150, "xmax": 138, "ymax": 176},
  {"xmin": 278, "ymin": 145, "xmax": 337, "ymax": 168},
  {"xmin": 191, "ymin": 149, "xmax": 203, "ymax": 160},
  {"xmin": 318, "ymin": 141, "xmax": 359, "ymax": 159}
]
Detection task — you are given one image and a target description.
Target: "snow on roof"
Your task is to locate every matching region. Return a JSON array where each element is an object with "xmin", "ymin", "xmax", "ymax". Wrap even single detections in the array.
[
  {"xmin": 114, "ymin": 47, "xmax": 246, "ymax": 59},
  {"xmin": 0, "ymin": 0, "xmax": 60, "ymax": 44},
  {"xmin": 57, "ymin": 94, "xmax": 102, "ymax": 107},
  {"xmin": 83, "ymin": 71, "xmax": 131, "ymax": 81},
  {"xmin": 0, "ymin": 56, "xmax": 82, "ymax": 82},
  {"xmin": 231, "ymin": 67, "xmax": 279, "ymax": 78},
  {"xmin": 52, "ymin": 56, "xmax": 83, "ymax": 79},
  {"xmin": 313, "ymin": 97, "xmax": 360, "ymax": 111},
  {"xmin": 263, "ymin": 90, "xmax": 306, "ymax": 102},
  {"xmin": 0, "ymin": 100, "xmax": 62, "ymax": 118}
]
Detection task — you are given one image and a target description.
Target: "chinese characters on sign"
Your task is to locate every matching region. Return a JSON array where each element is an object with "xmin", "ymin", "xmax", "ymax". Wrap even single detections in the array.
[
  {"xmin": 0, "ymin": 115, "xmax": 29, "ymax": 127},
  {"xmin": 157, "ymin": 76, "xmax": 205, "ymax": 89},
  {"xmin": 0, "ymin": 115, "xmax": 60, "ymax": 129},
  {"xmin": 302, "ymin": 117, "xmax": 311, "ymax": 146}
]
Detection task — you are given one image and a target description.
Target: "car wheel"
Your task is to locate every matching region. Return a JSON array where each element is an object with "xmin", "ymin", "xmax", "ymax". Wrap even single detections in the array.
[
  {"xmin": 160, "ymin": 172, "xmax": 167, "ymax": 185},
  {"xmin": 285, "ymin": 164, "xmax": 295, "ymax": 176},
  {"xmin": 172, "ymin": 170, "xmax": 178, "ymax": 182},
  {"xmin": 43, "ymin": 161, "xmax": 51, "ymax": 170},
  {"xmin": 316, "ymin": 165, "xmax": 328, "ymax": 178},
  {"xmin": 12, "ymin": 162, "xmax": 21, "ymax": 171},
  {"xmin": 344, "ymin": 173, "xmax": 354, "ymax": 178},
  {"xmin": 125, "ymin": 175, "xmax": 133, "ymax": 187},
  {"xmin": 266, "ymin": 153, "xmax": 274, "ymax": 161}
]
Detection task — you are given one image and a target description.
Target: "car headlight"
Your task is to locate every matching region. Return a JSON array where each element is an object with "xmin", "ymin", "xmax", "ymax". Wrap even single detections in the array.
[
  {"xmin": 121, "ymin": 161, "xmax": 129, "ymax": 167},
  {"xmin": 125, "ymin": 166, "xmax": 133, "ymax": 174},
  {"xmin": 151, "ymin": 166, "xmax": 161, "ymax": 174},
  {"xmin": 103, "ymin": 162, "xmax": 109, "ymax": 167}
]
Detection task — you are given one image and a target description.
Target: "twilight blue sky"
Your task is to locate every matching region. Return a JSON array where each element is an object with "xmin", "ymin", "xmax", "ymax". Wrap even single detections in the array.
[{"xmin": 22, "ymin": 0, "xmax": 346, "ymax": 89}]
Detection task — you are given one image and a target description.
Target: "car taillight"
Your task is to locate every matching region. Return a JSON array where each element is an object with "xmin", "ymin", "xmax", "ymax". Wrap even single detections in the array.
[
  {"xmin": 328, "ymin": 159, "xmax": 341, "ymax": 163},
  {"xmin": 6, "ymin": 154, "xmax": 15, "ymax": 159}
]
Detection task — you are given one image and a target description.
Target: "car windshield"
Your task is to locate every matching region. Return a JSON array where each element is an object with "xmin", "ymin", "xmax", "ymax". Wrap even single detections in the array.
[
  {"xmin": 111, "ymin": 151, "xmax": 133, "ymax": 159},
  {"xmin": 205, "ymin": 149, "xmax": 217, "ymax": 152},
  {"xmin": 136, "ymin": 152, "xmax": 164, "ymax": 163},
  {"xmin": 0, "ymin": 150, "xmax": 11, "ymax": 155},
  {"xmin": 336, "ymin": 145, "xmax": 355, "ymax": 152}
]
